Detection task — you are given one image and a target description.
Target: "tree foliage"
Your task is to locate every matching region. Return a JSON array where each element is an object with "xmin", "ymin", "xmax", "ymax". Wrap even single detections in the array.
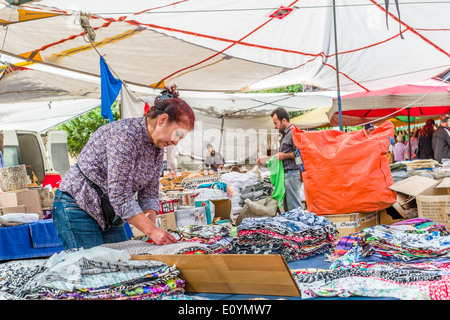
[{"xmin": 55, "ymin": 102, "xmax": 120, "ymax": 158}]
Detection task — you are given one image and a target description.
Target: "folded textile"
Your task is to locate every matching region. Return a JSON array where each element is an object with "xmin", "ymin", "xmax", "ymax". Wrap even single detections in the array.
[
  {"xmin": 28, "ymin": 220, "xmax": 64, "ymax": 248},
  {"xmin": 297, "ymin": 275, "xmax": 430, "ymax": 300},
  {"xmin": 0, "ymin": 213, "xmax": 39, "ymax": 225},
  {"xmin": 101, "ymin": 239, "xmax": 212, "ymax": 255},
  {"xmin": 0, "ymin": 259, "xmax": 47, "ymax": 295},
  {"xmin": 14, "ymin": 246, "xmax": 186, "ymax": 300},
  {"xmin": 228, "ymin": 207, "xmax": 337, "ymax": 262}
]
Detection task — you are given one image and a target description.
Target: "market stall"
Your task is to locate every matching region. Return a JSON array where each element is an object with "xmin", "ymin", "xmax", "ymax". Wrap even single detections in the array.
[
  {"xmin": 0, "ymin": 0, "xmax": 449, "ymax": 305},
  {"xmin": 1, "ymin": 153, "xmax": 450, "ymax": 301}
]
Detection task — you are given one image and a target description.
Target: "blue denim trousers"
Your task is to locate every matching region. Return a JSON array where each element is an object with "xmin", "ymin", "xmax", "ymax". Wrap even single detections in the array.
[
  {"xmin": 284, "ymin": 169, "xmax": 303, "ymax": 212},
  {"xmin": 52, "ymin": 189, "xmax": 128, "ymax": 250}
]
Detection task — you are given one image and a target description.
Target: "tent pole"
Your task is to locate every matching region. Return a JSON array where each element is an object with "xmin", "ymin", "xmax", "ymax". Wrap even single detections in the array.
[
  {"xmin": 219, "ymin": 116, "xmax": 224, "ymax": 154},
  {"xmin": 332, "ymin": 0, "xmax": 343, "ymax": 131},
  {"xmin": 408, "ymin": 108, "xmax": 411, "ymax": 159}
]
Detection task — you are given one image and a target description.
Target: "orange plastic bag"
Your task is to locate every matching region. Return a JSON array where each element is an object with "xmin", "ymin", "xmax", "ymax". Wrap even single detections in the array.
[{"xmin": 291, "ymin": 121, "xmax": 396, "ymax": 215}]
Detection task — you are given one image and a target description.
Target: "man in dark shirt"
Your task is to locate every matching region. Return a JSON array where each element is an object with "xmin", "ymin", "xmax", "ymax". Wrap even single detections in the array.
[
  {"xmin": 205, "ymin": 143, "xmax": 224, "ymax": 172},
  {"xmin": 258, "ymin": 107, "xmax": 303, "ymax": 211},
  {"xmin": 432, "ymin": 115, "xmax": 450, "ymax": 163}
]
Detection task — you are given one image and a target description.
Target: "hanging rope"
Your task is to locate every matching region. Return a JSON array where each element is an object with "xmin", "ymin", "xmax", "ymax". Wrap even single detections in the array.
[
  {"xmin": 78, "ymin": 11, "xmax": 148, "ymax": 105},
  {"xmin": 79, "ymin": 12, "xmax": 96, "ymax": 43}
]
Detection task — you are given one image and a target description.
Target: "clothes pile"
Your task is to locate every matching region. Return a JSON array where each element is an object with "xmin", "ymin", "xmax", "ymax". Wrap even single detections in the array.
[
  {"xmin": 239, "ymin": 181, "xmax": 274, "ymax": 206},
  {"xmin": 124, "ymin": 224, "xmax": 233, "ymax": 255},
  {"xmin": 294, "ymin": 218, "xmax": 450, "ymax": 300},
  {"xmin": 227, "ymin": 207, "xmax": 338, "ymax": 262},
  {"xmin": 102, "ymin": 239, "xmax": 213, "ymax": 255},
  {"xmin": 389, "ymin": 160, "xmax": 450, "ymax": 182},
  {"xmin": 220, "ymin": 168, "xmax": 262, "ymax": 222},
  {"xmin": 170, "ymin": 224, "xmax": 234, "ymax": 254},
  {"xmin": 9, "ymin": 247, "xmax": 193, "ymax": 300},
  {"xmin": 331, "ymin": 218, "xmax": 450, "ymax": 266}
]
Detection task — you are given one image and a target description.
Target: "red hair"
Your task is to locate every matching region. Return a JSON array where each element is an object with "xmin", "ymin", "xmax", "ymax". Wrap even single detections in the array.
[{"xmin": 147, "ymin": 85, "xmax": 195, "ymax": 130}]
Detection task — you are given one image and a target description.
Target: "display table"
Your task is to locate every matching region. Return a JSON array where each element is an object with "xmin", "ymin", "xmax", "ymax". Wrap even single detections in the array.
[
  {"xmin": 185, "ymin": 253, "xmax": 396, "ymax": 300},
  {"xmin": 0, "ymin": 220, "xmax": 64, "ymax": 261},
  {"xmin": 0, "ymin": 220, "xmax": 134, "ymax": 261}
]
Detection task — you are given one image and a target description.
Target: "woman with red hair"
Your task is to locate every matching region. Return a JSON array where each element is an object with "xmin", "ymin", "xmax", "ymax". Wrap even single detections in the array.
[
  {"xmin": 417, "ymin": 119, "xmax": 435, "ymax": 159},
  {"xmin": 53, "ymin": 86, "xmax": 195, "ymax": 249}
]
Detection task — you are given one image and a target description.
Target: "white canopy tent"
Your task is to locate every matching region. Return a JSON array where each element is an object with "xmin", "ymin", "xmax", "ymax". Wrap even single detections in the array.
[
  {"xmin": 0, "ymin": 0, "xmax": 449, "ymax": 167},
  {"xmin": 0, "ymin": 0, "xmax": 448, "ymax": 93},
  {"xmin": 0, "ymin": 57, "xmax": 337, "ymax": 166}
]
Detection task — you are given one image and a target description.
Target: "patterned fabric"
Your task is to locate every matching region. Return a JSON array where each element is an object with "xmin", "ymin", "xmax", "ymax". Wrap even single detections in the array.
[
  {"xmin": 297, "ymin": 275, "xmax": 430, "ymax": 300},
  {"xmin": 101, "ymin": 239, "xmax": 212, "ymax": 255},
  {"xmin": 10, "ymin": 247, "xmax": 188, "ymax": 300},
  {"xmin": 0, "ymin": 259, "xmax": 47, "ymax": 295},
  {"xmin": 170, "ymin": 224, "xmax": 231, "ymax": 244},
  {"xmin": 293, "ymin": 268, "xmax": 441, "ymax": 284},
  {"xmin": 59, "ymin": 117, "xmax": 163, "ymax": 229},
  {"xmin": 228, "ymin": 207, "xmax": 337, "ymax": 262},
  {"xmin": 321, "ymin": 218, "xmax": 450, "ymax": 300}
]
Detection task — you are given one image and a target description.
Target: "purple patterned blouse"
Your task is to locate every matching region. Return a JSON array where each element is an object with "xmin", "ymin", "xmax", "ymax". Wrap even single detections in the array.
[{"xmin": 59, "ymin": 117, "xmax": 163, "ymax": 229}]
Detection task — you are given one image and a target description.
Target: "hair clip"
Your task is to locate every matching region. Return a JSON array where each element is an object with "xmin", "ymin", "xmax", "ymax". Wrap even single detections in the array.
[{"xmin": 156, "ymin": 91, "xmax": 174, "ymax": 102}]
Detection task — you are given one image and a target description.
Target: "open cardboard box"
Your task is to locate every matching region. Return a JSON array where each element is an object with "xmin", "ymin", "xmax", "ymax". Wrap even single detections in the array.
[
  {"xmin": 389, "ymin": 176, "xmax": 450, "ymax": 228},
  {"xmin": 325, "ymin": 211, "xmax": 378, "ymax": 238}
]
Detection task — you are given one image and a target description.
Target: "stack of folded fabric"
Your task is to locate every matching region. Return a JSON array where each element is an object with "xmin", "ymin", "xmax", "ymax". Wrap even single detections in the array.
[
  {"xmin": 293, "ymin": 268, "xmax": 434, "ymax": 300},
  {"xmin": 301, "ymin": 218, "xmax": 450, "ymax": 300},
  {"xmin": 169, "ymin": 224, "xmax": 233, "ymax": 254},
  {"xmin": 227, "ymin": 208, "xmax": 338, "ymax": 262},
  {"xmin": 14, "ymin": 247, "xmax": 188, "ymax": 300},
  {"xmin": 331, "ymin": 218, "xmax": 450, "ymax": 268},
  {"xmin": 102, "ymin": 239, "xmax": 213, "ymax": 255}
]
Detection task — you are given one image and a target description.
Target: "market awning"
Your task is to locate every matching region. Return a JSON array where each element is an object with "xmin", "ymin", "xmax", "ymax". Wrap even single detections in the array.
[
  {"xmin": 291, "ymin": 107, "xmax": 331, "ymax": 129},
  {"xmin": 327, "ymin": 79, "xmax": 450, "ymax": 127},
  {"xmin": 0, "ymin": 0, "xmax": 449, "ymax": 93}
]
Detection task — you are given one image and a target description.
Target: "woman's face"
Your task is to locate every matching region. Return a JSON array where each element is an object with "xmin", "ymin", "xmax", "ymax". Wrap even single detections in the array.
[{"xmin": 149, "ymin": 114, "xmax": 191, "ymax": 148}]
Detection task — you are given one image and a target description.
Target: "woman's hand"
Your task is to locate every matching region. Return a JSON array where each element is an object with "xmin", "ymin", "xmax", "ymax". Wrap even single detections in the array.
[
  {"xmin": 149, "ymin": 228, "xmax": 177, "ymax": 245},
  {"xmin": 127, "ymin": 212, "xmax": 177, "ymax": 245}
]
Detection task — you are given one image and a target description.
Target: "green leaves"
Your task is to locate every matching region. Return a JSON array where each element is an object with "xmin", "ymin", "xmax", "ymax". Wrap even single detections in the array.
[{"xmin": 54, "ymin": 102, "xmax": 120, "ymax": 158}]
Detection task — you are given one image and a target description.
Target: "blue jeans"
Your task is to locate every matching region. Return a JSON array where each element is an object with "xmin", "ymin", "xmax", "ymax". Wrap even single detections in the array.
[
  {"xmin": 52, "ymin": 189, "xmax": 128, "ymax": 250},
  {"xmin": 284, "ymin": 170, "xmax": 303, "ymax": 212}
]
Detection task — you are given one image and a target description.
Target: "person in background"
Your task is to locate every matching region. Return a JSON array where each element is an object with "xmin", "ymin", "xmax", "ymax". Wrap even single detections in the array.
[
  {"xmin": 405, "ymin": 128, "xmax": 419, "ymax": 160},
  {"xmin": 417, "ymin": 119, "xmax": 435, "ymax": 159},
  {"xmin": 432, "ymin": 114, "xmax": 450, "ymax": 163},
  {"xmin": 0, "ymin": 150, "xmax": 4, "ymax": 168},
  {"xmin": 53, "ymin": 86, "xmax": 195, "ymax": 250},
  {"xmin": 258, "ymin": 107, "xmax": 302, "ymax": 211},
  {"xmin": 393, "ymin": 134, "xmax": 406, "ymax": 162},
  {"xmin": 364, "ymin": 123, "xmax": 375, "ymax": 135},
  {"xmin": 205, "ymin": 143, "xmax": 224, "ymax": 172}
]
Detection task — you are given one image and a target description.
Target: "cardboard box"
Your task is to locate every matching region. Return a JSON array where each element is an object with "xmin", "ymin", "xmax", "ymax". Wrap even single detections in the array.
[
  {"xmin": 389, "ymin": 175, "xmax": 437, "ymax": 217},
  {"xmin": 130, "ymin": 212, "xmax": 177, "ymax": 237},
  {"xmin": 325, "ymin": 211, "xmax": 379, "ymax": 238},
  {"xmin": 379, "ymin": 208, "xmax": 406, "ymax": 225},
  {"xmin": 416, "ymin": 177, "xmax": 450, "ymax": 229},
  {"xmin": 0, "ymin": 205, "xmax": 26, "ymax": 216},
  {"xmin": 210, "ymin": 199, "xmax": 231, "ymax": 220},
  {"xmin": 155, "ymin": 212, "xmax": 176, "ymax": 230},
  {"xmin": 29, "ymin": 187, "xmax": 54, "ymax": 208},
  {"xmin": 0, "ymin": 189, "xmax": 43, "ymax": 219},
  {"xmin": 390, "ymin": 176, "xmax": 450, "ymax": 229}
]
